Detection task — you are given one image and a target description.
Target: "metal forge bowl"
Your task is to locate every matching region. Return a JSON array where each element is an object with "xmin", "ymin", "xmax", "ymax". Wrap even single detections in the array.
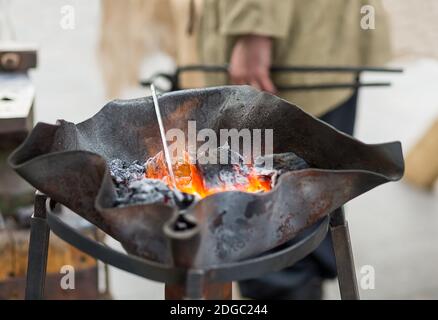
[{"xmin": 8, "ymin": 86, "xmax": 404, "ymax": 298}]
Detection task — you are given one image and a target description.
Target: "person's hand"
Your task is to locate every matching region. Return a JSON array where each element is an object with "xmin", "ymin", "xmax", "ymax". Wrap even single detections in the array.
[{"xmin": 229, "ymin": 35, "xmax": 277, "ymax": 94}]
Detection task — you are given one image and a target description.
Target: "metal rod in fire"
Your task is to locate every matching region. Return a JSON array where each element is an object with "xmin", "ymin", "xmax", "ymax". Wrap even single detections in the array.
[{"xmin": 150, "ymin": 84, "xmax": 179, "ymax": 192}]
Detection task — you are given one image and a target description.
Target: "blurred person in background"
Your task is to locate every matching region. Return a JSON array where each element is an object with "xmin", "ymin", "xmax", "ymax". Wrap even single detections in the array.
[
  {"xmin": 99, "ymin": 0, "xmax": 205, "ymax": 99},
  {"xmin": 99, "ymin": 0, "xmax": 391, "ymax": 299},
  {"xmin": 198, "ymin": 0, "xmax": 391, "ymax": 300}
]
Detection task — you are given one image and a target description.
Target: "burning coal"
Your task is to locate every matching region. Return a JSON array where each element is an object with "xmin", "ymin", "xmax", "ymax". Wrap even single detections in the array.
[
  {"xmin": 110, "ymin": 159, "xmax": 176, "ymax": 207},
  {"xmin": 110, "ymin": 146, "xmax": 309, "ymax": 208}
]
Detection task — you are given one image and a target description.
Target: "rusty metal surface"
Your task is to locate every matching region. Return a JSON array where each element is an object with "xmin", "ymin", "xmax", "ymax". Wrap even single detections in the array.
[
  {"xmin": 330, "ymin": 208, "xmax": 359, "ymax": 300},
  {"xmin": 165, "ymin": 281, "xmax": 232, "ymax": 300},
  {"xmin": 8, "ymin": 86, "xmax": 404, "ymax": 269}
]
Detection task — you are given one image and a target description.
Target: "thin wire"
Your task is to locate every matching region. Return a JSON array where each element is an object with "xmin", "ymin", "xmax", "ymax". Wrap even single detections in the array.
[{"xmin": 150, "ymin": 84, "xmax": 178, "ymax": 191}]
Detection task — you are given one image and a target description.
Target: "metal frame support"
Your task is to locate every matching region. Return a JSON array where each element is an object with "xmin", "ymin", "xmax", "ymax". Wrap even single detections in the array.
[
  {"xmin": 184, "ymin": 270, "xmax": 205, "ymax": 300},
  {"xmin": 25, "ymin": 191, "xmax": 50, "ymax": 300},
  {"xmin": 24, "ymin": 192, "xmax": 344, "ymax": 300},
  {"xmin": 330, "ymin": 207, "xmax": 360, "ymax": 300}
]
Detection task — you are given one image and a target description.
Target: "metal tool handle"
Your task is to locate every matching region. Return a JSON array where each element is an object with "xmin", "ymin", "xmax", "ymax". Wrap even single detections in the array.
[{"xmin": 140, "ymin": 64, "xmax": 403, "ymax": 92}]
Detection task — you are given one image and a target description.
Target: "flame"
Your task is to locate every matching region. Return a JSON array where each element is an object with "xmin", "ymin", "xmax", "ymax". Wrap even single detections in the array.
[{"xmin": 145, "ymin": 151, "xmax": 271, "ymax": 198}]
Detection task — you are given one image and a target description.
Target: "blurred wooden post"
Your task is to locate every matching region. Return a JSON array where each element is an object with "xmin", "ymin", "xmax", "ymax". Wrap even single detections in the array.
[
  {"xmin": 165, "ymin": 282, "xmax": 232, "ymax": 300},
  {"xmin": 169, "ymin": 0, "xmax": 205, "ymax": 89},
  {"xmin": 405, "ymin": 118, "xmax": 438, "ymax": 189}
]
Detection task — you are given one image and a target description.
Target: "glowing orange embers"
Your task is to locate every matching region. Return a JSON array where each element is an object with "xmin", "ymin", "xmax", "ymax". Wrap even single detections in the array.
[{"xmin": 145, "ymin": 151, "xmax": 271, "ymax": 198}]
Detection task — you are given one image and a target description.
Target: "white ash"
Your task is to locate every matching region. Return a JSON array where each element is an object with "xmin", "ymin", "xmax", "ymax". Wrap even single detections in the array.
[
  {"xmin": 109, "ymin": 159, "xmax": 175, "ymax": 207},
  {"xmin": 109, "ymin": 159, "xmax": 145, "ymax": 185}
]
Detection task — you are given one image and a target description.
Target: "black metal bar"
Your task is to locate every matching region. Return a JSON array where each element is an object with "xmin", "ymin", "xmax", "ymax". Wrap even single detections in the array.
[
  {"xmin": 25, "ymin": 191, "xmax": 50, "ymax": 300},
  {"xmin": 208, "ymin": 217, "xmax": 329, "ymax": 283},
  {"xmin": 176, "ymin": 64, "xmax": 403, "ymax": 74},
  {"xmin": 46, "ymin": 210, "xmax": 187, "ymax": 284},
  {"xmin": 330, "ymin": 207, "xmax": 360, "ymax": 300},
  {"xmin": 140, "ymin": 64, "xmax": 402, "ymax": 92},
  {"xmin": 276, "ymin": 82, "xmax": 390, "ymax": 91},
  {"xmin": 141, "ymin": 75, "xmax": 392, "ymax": 92}
]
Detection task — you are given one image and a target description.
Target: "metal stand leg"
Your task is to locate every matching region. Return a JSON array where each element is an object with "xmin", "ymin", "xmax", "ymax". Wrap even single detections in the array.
[
  {"xmin": 25, "ymin": 191, "xmax": 50, "ymax": 300},
  {"xmin": 330, "ymin": 207, "xmax": 359, "ymax": 300}
]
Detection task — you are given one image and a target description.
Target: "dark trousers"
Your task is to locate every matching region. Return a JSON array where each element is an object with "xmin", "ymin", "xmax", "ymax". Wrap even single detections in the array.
[{"xmin": 239, "ymin": 93, "xmax": 358, "ymax": 300}]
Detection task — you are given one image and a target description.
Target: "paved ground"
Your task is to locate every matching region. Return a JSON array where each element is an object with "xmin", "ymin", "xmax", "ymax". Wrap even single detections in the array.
[{"xmin": 5, "ymin": 0, "xmax": 438, "ymax": 299}]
